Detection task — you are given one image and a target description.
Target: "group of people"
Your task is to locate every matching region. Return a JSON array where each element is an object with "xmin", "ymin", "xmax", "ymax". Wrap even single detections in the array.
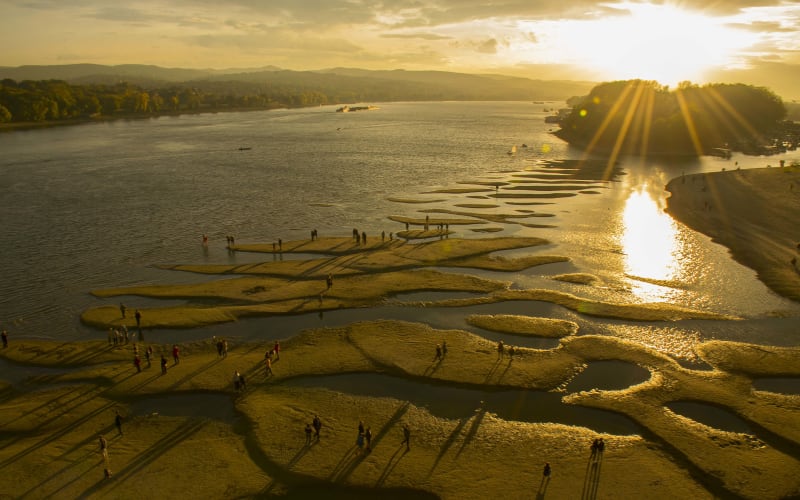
[
  {"xmin": 356, "ymin": 420, "xmax": 373, "ymax": 453},
  {"xmin": 233, "ymin": 370, "xmax": 247, "ymax": 391},
  {"xmin": 305, "ymin": 414, "xmax": 323, "ymax": 444},
  {"xmin": 109, "ymin": 326, "xmax": 131, "ymax": 346},
  {"xmin": 496, "ymin": 340, "xmax": 517, "ymax": 359},
  {"xmin": 215, "ymin": 338, "xmax": 229, "ymax": 358}
]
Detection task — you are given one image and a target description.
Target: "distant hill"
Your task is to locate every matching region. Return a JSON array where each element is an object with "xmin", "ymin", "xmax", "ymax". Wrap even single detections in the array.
[
  {"xmin": 0, "ymin": 64, "xmax": 595, "ymax": 102},
  {"xmin": 0, "ymin": 64, "xmax": 283, "ymax": 84}
]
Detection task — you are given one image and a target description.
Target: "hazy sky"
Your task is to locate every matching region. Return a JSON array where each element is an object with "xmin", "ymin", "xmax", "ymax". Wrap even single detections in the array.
[{"xmin": 2, "ymin": 0, "xmax": 799, "ymax": 94}]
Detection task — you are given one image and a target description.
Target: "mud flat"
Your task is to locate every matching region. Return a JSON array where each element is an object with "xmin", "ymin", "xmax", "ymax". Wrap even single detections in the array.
[{"xmin": 1, "ymin": 323, "xmax": 799, "ymax": 499}]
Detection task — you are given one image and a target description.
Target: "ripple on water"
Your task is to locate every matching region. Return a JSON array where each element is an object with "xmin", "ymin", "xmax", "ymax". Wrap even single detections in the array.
[
  {"xmin": 666, "ymin": 401, "xmax": 752, "ymax": 434},
  {"xmin": 565, "ymin": 361, "xmax": 650, "ymax": 392}
]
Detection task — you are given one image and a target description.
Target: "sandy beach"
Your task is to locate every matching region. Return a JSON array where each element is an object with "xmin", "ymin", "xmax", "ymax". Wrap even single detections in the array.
[
  {"xmin": 1, "ymin": 168, "xmax": 800, "ymax": 499},
  {"xmin": 665, "ymin": 165, "xmax": 800, "ymax": 302}
]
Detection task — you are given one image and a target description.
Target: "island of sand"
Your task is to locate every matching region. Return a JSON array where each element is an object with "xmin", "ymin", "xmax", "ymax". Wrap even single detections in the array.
[{"xmin": 2, "ymin": 181, "xmax": 800, "ymax": 499}]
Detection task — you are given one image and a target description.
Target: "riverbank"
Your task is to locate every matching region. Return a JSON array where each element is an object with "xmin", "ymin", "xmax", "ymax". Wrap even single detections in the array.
[
  {"xmin": 0, "ymin": 105, "xmax": 288, "ymax": 133},
  {"xmin": 665, "ymin": 165, "xmax": 800, "ymax": 302}
]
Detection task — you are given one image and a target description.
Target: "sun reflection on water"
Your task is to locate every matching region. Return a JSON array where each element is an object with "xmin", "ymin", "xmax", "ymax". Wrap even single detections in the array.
[{"xmin": 621, "ymin": 186, "xmax": 683, "ymax": 301}]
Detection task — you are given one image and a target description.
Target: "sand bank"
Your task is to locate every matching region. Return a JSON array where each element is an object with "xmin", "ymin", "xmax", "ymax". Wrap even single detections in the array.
[
  {"xmin": 1, "ymin": 322, "xmax": 799, "ymax": 498},
  {"xmin": 665, "ymin": 166, "xmax": 800, "ymax": 302}
]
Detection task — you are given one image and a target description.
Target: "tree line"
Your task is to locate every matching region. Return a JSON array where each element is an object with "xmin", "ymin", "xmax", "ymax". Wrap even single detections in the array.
[
  {"xmin": 555, "ymin": 80, "xmax": 789, "ymax": 156},
  {"xmin": 0, "ymin": 79, "xmax": 330, "ymax": 123}
]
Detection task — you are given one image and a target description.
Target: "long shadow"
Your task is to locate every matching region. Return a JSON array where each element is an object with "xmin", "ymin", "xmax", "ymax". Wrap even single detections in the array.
[
  {"xmin": 77, "ymin": 419, "xmax": 207, "ymax": 498},
  {"xmin": 536, "ymin": 474, "xmax": 551, "ymax": 499},
  {"xmin": 455, "ymin": 406, "xmax": 486, "ymax": 459},
  {"xmin": 0, "ymin": 396, "xmax": 118, "ymax": 469},
  {"xmin": 581, "ymin": 452, "xmax": 603, "ymax": 500},
  {"xmin": 483, "ymin": 356, "xmax": 504, "ymax": 384},
  {"xmin": 327, "ymin": 444, "xmax": 360, "ymax": 482},
  {"xmin": 166, "ymin": 356, "xmax": 225, "ymax": 391},
  {"xmin": 0, "ymin": 368, "xmax": 141, "ymax": 469},
  {"xmin": 426, "ymin": 416, "xmax": 469, "ymax": 479},
  {"xmin": 375, "ymin": 444, "xmax": 410, "ymax": 487},
  {"xmin": 368, "ymin": 402, "xmax": 410, "ymax": 452},
  {"xmin": 18, "ymin": 432, "xmax": 110, "ymax": 499},
  {"xmin": 422, "ymin": 356, "xmax": 443, "ymax": 377}
]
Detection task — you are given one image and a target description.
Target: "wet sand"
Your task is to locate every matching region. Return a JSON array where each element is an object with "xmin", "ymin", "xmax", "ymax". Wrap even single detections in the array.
[{"xmin": 666, "ymin": 165, "xmax": 800, "ymax": 302}]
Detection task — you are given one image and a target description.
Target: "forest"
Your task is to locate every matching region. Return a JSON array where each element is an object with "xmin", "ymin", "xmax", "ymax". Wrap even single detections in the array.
[
  {"xmin": 0, "ymin": 78, "xmax": 330, "ymax": 123},
  {"xmin": 554, "ymin": 80, "xmax": 792, "ymax": 156}
]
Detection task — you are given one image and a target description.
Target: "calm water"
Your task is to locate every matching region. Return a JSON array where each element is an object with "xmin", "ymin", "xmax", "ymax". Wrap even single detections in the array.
[{"xmin": 1, "ymin": 102, "xmax": 798, "ymax": 357}]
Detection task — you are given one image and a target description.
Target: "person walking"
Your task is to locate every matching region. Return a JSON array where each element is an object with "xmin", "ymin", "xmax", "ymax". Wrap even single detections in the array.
[
  {"xmin": 1, "ymin": 329, "xmax": 7, "ymax": 348},
  {"xmin": 119, "ymin": 303, "xmax": 126, "ymax": 318},
  {"xmin": 305, "ymin": 423, "xmax": 313, "ymax": 445},
  {"xmin": 265, "ymin": 357, "xmax": 273, "ymax": 377},
  {"xmin": 133, "ymin": 354, "xmax": 141, "ymax": 373},
  {"xmin": 365, "ymin": 426, "xmax": 373, "ymax": 451},
  {"xmin": 172, "ymin": 344, "xmax": 180, "ymax": 365},
  {"xmin": 145, "ymin": 346, "xmax": 152, "ymax": 368},
  {"xmin": 160, "ymin": 354, "xmax": 168, "ymax": 375},
  {"xmin": 543, "ymin": 462, "xmax": 551, "ymax": 478},
  {"xmin": 273, "ymin": 341, "xmax": 280, "ymax": 361}
]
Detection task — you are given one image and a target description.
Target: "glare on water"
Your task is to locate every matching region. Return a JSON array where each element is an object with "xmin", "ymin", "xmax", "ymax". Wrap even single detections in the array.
[{"xmin": 620, "ymin": 186, "xmax": 683, "ymax": 301}]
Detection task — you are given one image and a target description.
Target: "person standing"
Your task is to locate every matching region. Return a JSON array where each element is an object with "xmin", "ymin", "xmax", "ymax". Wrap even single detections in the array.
[
  {"xmin": 145, "ymin": 345, "xmax": 153, "ymax": 368},
  {"xmin": 543, "ymin": 462, "xmax": 551, "ymax": 478},
  {"xmin": 160, "ymin": 354, "xmax": 168, "ymax": 375},
  {"xmin": 134, "ymin": 309, "xmax": 143, "ymax": 341},
  {"xmin": 305, "ymin": 423, "xmax": 313, "ymax": 445},
  {"xmin": 365, "ymin": 426, "xmax": 372, "ymax": 451},
  {"xmin": 114, "ymin": 411, "xmax": 123, "ymax": 436},
  {"xmin": 133, "ymin": 354, "xmax": 141, "ymax": 373},
  {"xmin": 401, "ymin": 423, "xmax": 411, "ymax": 450},
  {"xmin": 172, "ymin": 344, "xmax": 180, "ymax": 365},
  {"xmin": 119, "ymin": 303, "xmax": 126, "ymax": 318},
  {"xmin": 312, "ymin": 415, "xmax": 322, "ymax": 440},
  {"xmin": 1, "ymin": 329, "xmax": 7, "ymax": 348}
]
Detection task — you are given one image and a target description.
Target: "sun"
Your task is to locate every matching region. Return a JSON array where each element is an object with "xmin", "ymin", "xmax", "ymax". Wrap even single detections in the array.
[{"xmin": 557, "ymin": 2, "xmax": 749, "ymax": 86}]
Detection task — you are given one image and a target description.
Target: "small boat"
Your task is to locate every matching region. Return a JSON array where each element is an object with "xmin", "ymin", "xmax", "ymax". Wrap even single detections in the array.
[
  {"xmin": 507, "ymin": 145, "xmax": 517, "ymax": 155},
  {"xmin": 238, "ymin": 147, "xmax": 252, "ymax": 151}
]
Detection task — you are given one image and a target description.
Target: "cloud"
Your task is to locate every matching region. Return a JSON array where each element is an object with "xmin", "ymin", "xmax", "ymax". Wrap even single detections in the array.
[
  {"xmin": 380, "ymin": 32, "xmax": 452, "ymax": 41},
  {"xmin": 476, "ymin": 38, "xmax": 498, "ymax": 54}
]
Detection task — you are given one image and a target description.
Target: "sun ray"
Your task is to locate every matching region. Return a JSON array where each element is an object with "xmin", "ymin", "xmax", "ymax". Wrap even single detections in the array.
[{"xmin": 675, "ymin": 89, "xmax": 705, "ymax": 156}]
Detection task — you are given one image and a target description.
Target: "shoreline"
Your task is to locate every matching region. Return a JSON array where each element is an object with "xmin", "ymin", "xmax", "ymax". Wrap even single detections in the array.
[
  {"xmin": 665, "ymin": 165, "xmax": 800, "ymax": 303},
  {"xmin": 0, "ymin": 105, "xmax": 289, "ymax": 133}
]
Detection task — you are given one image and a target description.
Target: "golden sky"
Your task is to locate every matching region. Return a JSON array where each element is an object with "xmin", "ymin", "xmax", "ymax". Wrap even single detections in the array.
[{"xmin": 2, "ymin": 1, "xmax": 799, "ymax": 96}]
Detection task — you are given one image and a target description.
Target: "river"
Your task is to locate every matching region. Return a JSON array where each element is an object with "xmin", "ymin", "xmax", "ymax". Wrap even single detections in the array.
[{"xmin": 1, "ymin": 101, "xmax": 798, "ymax": 360}]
